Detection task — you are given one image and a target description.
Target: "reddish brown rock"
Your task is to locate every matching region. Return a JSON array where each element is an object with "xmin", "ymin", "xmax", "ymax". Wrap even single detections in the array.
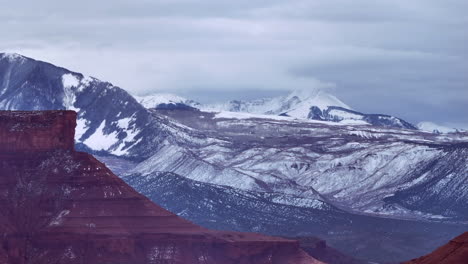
[
  {"xmin": 0, "ymin": 110, "xmax": 322, "ymax": 264},
  {"xmin": 403, "ymin": 232, "xmax": 468, "ymax": 264},
  {"xmin": 0, "ymin": 111, "xmax": 76, "ymax": 152}
]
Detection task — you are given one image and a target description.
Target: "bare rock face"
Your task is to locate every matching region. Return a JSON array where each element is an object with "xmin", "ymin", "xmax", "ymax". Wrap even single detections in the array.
[
  {"xmin": 0, "ymin": 110, "xmax": 321, "ymax": 264},
  {"xmin": 403, "ymin": 232, "xmax": 468, "ymax": 264}
]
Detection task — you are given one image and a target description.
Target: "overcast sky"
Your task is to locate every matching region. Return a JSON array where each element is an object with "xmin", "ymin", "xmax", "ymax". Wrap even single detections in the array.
[{"xmin": 1, "ymin": 0, "xmax": 467, "ymax": 127}]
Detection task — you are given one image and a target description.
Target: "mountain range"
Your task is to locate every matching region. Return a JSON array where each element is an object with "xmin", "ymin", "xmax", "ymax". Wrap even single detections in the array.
[
  {"xmin": 135, "ymin": 88, "xmax": 417, "ymax": 130},
  {"xmin": 1, "ymin": 52, "xmax": 467, "ymax": 263}
]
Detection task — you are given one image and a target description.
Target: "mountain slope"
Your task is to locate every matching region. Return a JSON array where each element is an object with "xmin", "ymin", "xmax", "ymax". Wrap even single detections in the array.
[
  {"xmin": 121, "ymin": 170, "xmax": 467, "ymax": 263},
  {"xmin": 134, "ymin": 107, "xmax": 468, "ymax": 222}
]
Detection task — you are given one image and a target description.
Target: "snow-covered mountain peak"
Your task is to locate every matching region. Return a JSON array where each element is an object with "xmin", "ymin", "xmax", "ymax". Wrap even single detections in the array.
[
  {"xmin": 133, "ymin": 93, "xmax": 198, "ymax": 109},
  {"xmin": 282, "ymin": 88, "xmax": 350, "ymax": 119},
  {"xmin": 199, "ymin": 87, "xmax": 350, "ymax": 119},
  {"xmin": 287, "ymin": 88, "xmax": 350, "ymax": 109}
]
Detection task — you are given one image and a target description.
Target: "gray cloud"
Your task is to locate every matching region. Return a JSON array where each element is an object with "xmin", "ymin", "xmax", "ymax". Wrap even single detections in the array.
[{"xmin": 1, "ymin": 0, "xmax": 467, "ymax": 127}]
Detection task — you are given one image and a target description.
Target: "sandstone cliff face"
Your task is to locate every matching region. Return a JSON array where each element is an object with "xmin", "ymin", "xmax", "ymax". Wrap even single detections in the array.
[
  {"xmin": 403, "ymin": 232, "xmax": 468, "ymax": 264},
  {"xmin": 0, "ymin": 110, "xmax": 321, "ymax": 264},
  {"xmin": 0, "ymin": 111, "xmax": 76, "ymax": 152}
]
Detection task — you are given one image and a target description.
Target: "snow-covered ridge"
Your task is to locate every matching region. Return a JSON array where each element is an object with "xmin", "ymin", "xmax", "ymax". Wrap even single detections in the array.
[
  {"xmin": 59, "ymin": 72, "xmax": 145, "ymax": 156},
  {"xmin": 133, "ymin": 88, "xmax": 349, "ymax": 118},
  {"xmin": 202, "ymin": 87, "xmax": 350, "ymax": 119},
  {"xmin": 417, "ymin": 121, "xmax": 463, "ymax": 134}
]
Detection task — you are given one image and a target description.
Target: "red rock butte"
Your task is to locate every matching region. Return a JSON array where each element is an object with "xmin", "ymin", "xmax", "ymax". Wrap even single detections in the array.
[
  {"xmin": 0, "ymin": 110, "xmax": 321, "ymax": 264},
  {"xmin": 403, "ymin": 232, "xmax": 468, "ymax": 264}
]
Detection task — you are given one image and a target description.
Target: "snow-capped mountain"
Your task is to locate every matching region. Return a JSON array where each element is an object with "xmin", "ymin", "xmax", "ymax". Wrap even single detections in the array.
[
  {"xmin": 204, "ymin": 88, "xmax": 350, "ymax": 117},
  {"xmin": 200, "ymin": 88, "xmax": 417, "ymax": 129},
  {"xmin": 0, "ymin": 53, "xmax": 165, "ymax": 159}
]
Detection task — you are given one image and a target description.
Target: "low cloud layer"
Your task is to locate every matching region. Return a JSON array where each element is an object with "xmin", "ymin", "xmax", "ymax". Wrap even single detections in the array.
[{"xmin": 1, "ymin": 0, "xmax": 467, "ymax": 127}]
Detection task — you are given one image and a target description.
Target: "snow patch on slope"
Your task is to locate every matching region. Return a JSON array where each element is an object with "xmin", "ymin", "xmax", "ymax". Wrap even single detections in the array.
[
  {"xmin": 75, "ymin": 118, "xmax": 90, "ymax": 140},
  {"xmin": 83, "ymin": 121, "xmax": 119, "ymax": 151},
  {"xmin": 112, "ymin": 115, "xmax": 141, "ymax": 155}
]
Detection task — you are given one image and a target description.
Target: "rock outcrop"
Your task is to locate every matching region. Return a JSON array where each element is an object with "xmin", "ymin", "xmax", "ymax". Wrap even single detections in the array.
[
  {"xmin": 403, "ymin": 232, "xmax": 468, "ymax": 264},
  {"xmin": 0, "ymin": 110, "xmax": 321, "ymax": 264}
]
